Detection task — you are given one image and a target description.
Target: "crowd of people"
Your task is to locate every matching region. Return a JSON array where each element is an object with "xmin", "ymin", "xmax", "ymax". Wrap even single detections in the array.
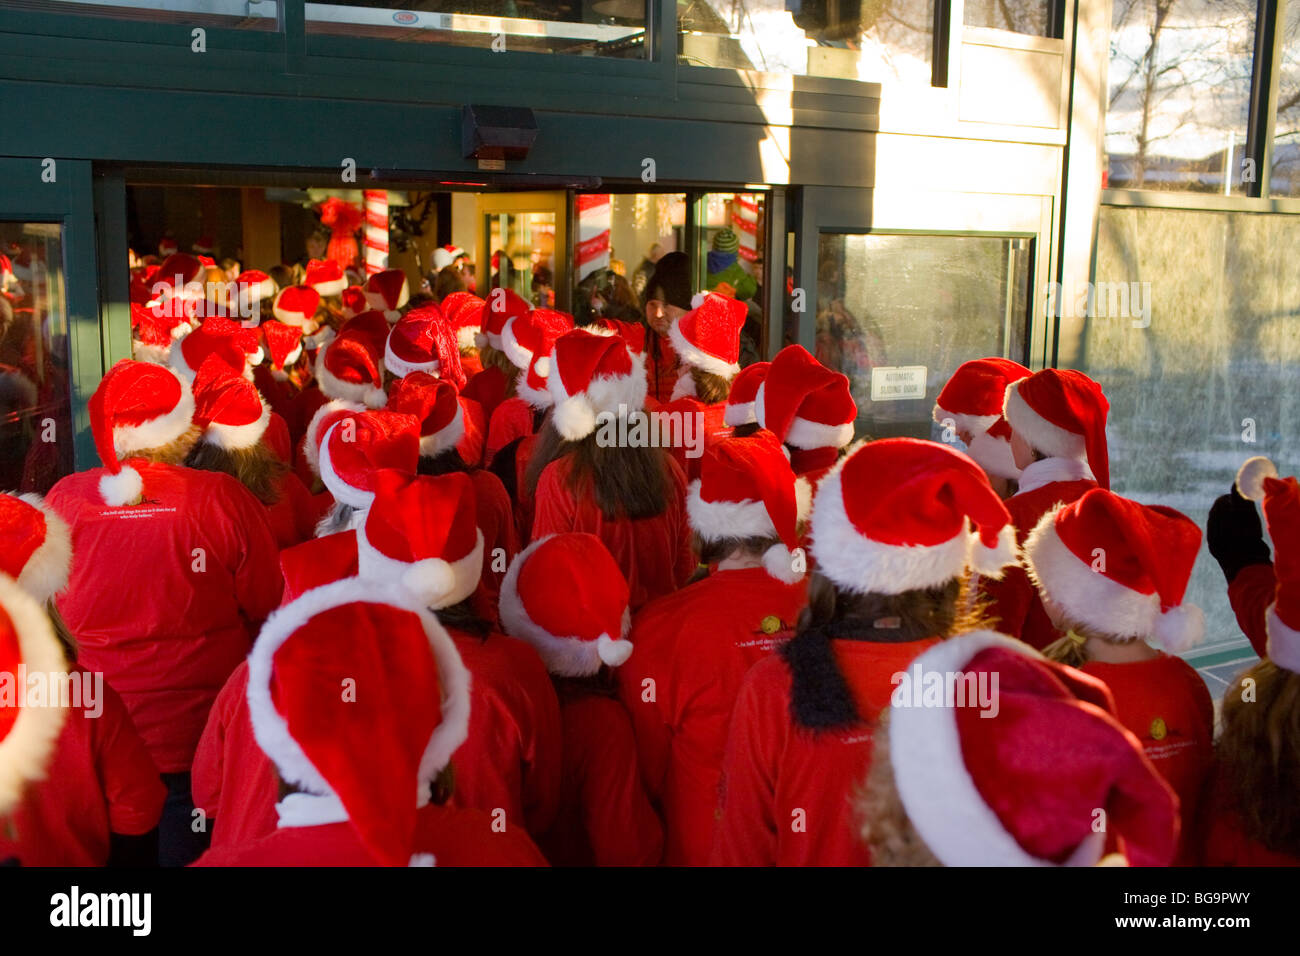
[{"xmin": 0, "ymin": 240, "xmax": 1297, "ymax": 868}]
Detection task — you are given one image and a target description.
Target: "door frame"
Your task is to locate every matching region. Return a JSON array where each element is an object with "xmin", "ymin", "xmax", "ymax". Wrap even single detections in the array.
[{"xmin": 475, "ymin": 191, "xmax": 571, "ymax": 312}]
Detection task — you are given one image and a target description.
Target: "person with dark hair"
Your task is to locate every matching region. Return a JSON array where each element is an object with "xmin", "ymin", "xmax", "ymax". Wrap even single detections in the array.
[
  {"xmin": 639, "ymin": 251, "xmax": 691, "ymax": 403},
  {"xmin": 433, "ymin": 264, "xmax": 467, "ymax": 302},
  {"xmin": 711, "ymin": 438, "xmax": 1017, "ymax": 866}
]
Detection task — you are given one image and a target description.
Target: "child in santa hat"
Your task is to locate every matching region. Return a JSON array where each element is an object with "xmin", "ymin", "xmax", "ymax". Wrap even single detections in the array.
[
  {"xmin": 192, "ymin": 577, "xmax": 547, "ymax": 866},
  {"xmin": 1198, "ymin": 457, "xmax": 1300, "ymax": 866},
  {"xmin": 0, "ymin": 493, "xmax": 165, "ymax": 866},
  {"xmin": 619, "ymin": 429, "xmax": 811, "ymax": 865},
  {"xmin": 527, "ymin": 328, "xmax": 695, "ymax": 610},
  {"xmin": 756, "ymin": 344, "xmax": 857, "ymax": 485},
  {"xmin": 1021, "ymin": 488, "xmax": 1212, "ymax": 863},
  {"xmin": 711, "ymin": 437, "xmax": 1017, "ymax": 866},
  {"xmin": 858, "ymin": 630, "xmax": 1179, "ymax": 866},
  {"xmin": 979, "ymin": 367, "xmax": 1109, "ymax": 648},
  {"xmin": 932, "ymin": 357, "xmax": 1030, "ymax": 499},
  {"xmin": 500, "ymin": 532, "xmax": 663, "ymax": 865},
  {"xmin": 44, "ymin": 360, "xmax": 282, "ymax": 865}
]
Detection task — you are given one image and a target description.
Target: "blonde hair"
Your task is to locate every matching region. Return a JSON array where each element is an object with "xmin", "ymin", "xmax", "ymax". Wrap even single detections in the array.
[{"xmin": 856, "ymin": 707, "xmax": 943, "ymax": 866}]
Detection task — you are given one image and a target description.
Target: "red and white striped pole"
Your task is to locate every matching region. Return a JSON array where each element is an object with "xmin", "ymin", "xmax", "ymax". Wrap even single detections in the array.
[
  {"xmin": 363, "ymin": 189, "xmax": 388, "ymax": 278},
  {"xmin": 576, "ymin": 193, "xmax": 612, "ymax": 280},
  {"xmin": 732, "ymin": 193, "xmax": 760, "ymax": 263}
]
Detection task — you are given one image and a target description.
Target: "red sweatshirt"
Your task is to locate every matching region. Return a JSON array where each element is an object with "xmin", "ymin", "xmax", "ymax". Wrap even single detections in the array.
[
  {"xmin": 532, "ymin": 453, "xmax": 695, "ymax": 610},
  {"xmin": 619, "ymin": 567, "xmax": 808, "ymax": 865},
  {"xmin": 539, "ymin": 693, "xmax": 664, "ymax": 867},
  {"xmin": 0, "ymin": 666, "xmax": 165, "ymax": 866},
  {"xmin": 1226, "ymin": 562, "xmax": 1275, "ymax": 659},
  {"xmin": 462, "ymin": 366, "xmax": 508, "ymax": 424},
  {"xmin": 457, "ymin": 395, "xmax": 488, "ymax": 468},
  {"xmin": 262, "ymin": 471, "xmax": 324, "ymax": 551},
  {"xmin": 47, "ymin": 462, "xmax": 283, "ymax": 772},
  {"xmin": 711, "ymin": 637, "xmax": 939, "ymax": 866},
  {"xmin": 465, "ymin": 469, "xmax": 519, "ymax": 628},
  {"xmin": 1197, "ymin": 765, "xmax": 1300, "ymax": 866},
  {"xmin": 514, "ymin": 432, "xmax": 541, "ymax": 544}
]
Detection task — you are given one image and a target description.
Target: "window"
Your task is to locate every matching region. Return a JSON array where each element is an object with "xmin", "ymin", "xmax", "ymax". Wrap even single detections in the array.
[
  {"xmin": 0, "ymin": 223, "xmax": 74, "ymax": 494},
  {"xmin": 484, "ymin": 210, "xmax": 557, "ymax": 304},
  {"xmin": 573, "ymin": 192, "xmax": 686, "ymax": 324},
  {"xmin": 815, "ymin": 232, "xmax": 1030, "ymax": 441},
  {"xmin": 963, "ymin": 0, "xmax": 1055, "ymax": 37},
  {"xmin": 1105, "ymin": 0, "xmax": 1255, "ymax": 194},
  {"xmin": 1271, "ymin": 0, "xmax": 1300, "ymax": 196},
  {"xmin": 10, "ymin": 0, "xmax": 279, "ymax": 30}
]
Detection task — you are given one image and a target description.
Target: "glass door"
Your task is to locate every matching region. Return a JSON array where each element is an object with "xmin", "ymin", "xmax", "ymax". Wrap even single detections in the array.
[{"xmin": 475, "ymin": 191, "xmax": 570, "ymax": 311}]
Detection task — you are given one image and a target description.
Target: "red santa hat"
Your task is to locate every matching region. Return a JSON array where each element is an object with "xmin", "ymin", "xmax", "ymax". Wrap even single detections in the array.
[
  {"xmin": 357, "ymin": 470, "xmax": 484, "ymax": 610},
  {"xmin": 0, "ymin": 570, "xmax": 70, "ymax": 817},
  {"xmin": 260, "ymin": 320, "xmax": 304, "ymax": 376},
  {"xmin": 151, "ymin": 253, "xmax": 206, "ymax": 305},
  {"xmin": 1236, "ymin": 456, "xmax": 1300, "ymax": 672},
  {"xmin": 157, "ymin": 237, "xmax": 179, "ymax": 257},
  {"xmin": 687, "ymin": 430, "xmax": 811, "ymax": 584},
  {"xmin": 501, "ymin": 308, "xmax": 574, "ymax": 374},
  {"xmin": 811, "ymin": 437, "xmax": 1016, "ymax": 595},
  {"xmin": 756, "ymin": 345, "xmax": 857, "ymax": 450},
  {"xmin": 315, "ymin": 311, "xmax": 390, "ymax": 409},
  {"xmin": 476, "ymin": 288, "xmax": 530, "ymax": 351},
  {"xmin": 669, "ymin": 292, "xmax": 748, "ymax": 379},
  {"xmin": 885, "ymin": 630, "xmax": 1178, "ymax": 867},
  {"xmin": 499, "ymin": 533, "xmax": 633, "ymax": 676},
  {"xmin": 382, "ymin": 305, "xmax": 465, "ymax": 390},
  {"xmin": 192, "ymin": 236, "xmax": 214, "ymax": 255},
  {"xmin": 317, "ymin": 410, "xmax": 420, "ymax": 509},
  {"xmin": 191, "ymin": 355, "xmax": 271, "ymax": 451},
  {"xmin": 304, "ymin": 258, "xmax": 346, "ymax": 298},
  {"xmin": 130, "ymin": 302, "xmax": 183, "ymax": 365},
  {"xmin": 363, "ymin": 269, "xmax": 410, "ymax": 324},
  {"xmin": 431, "ymin": 245, "xmax": 467, "ymax": 271},
  {"xmin": 245, "ymin": 577, "xmax": 470, "ymax": 867},
  {"xmin": 441, "ymin": 292, "xmax": 485, "ymax": 351},
  {"xmin": 724, "ymin": 360, "xmax": 770, "ymax": 427},
  {"xmin": 964, "ymin": 417, "xmax": 1021, "ymax": 481},
  {"xmin": 934, "ymin": 358, "xmax": 1032, "ymax": 437},
  {"xmin": 545, "ymin": 329, "xmax": 647, "ymax": 441},
  {"xmin": 1003, "ymin": 368, "xmax": 1110, "ymax": 489},
  {"xmin": 341, "ymin": 285, "xmax": 368, "ymax": 320},
  {"xmin": 1022, "ymin": 488, "xmax": 1204, "ymax": 653},
  {"xmin": 387, "ymin": 372, "xmax": 465, "ymax": 458},
  {"xmin": 170, "ymin": 316, "xmax": 264, "ymax": 382},
  {"xmin": 302, "ymin": 399, "xmax": 365, "ymax": 479},
  {"xmin": 0, "ymin": 493, "xmax": 72, "ymax": 605},
  {"xmin": 233, "ymin": 270, "xmax": 278, "ymax": 316},
  {"xmin": 272, "ymin": 286, "xmax": 321, "ymax": 332},
  {"xmin": 89, "ymin": 359, "xmax": 196, "ymax": 506}
]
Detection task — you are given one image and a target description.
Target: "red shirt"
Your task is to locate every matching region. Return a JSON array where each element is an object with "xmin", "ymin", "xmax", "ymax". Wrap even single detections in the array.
[
  {"xmin": 644, "ymin": 333, "xmax": 680, "ymax": 404},
  {"xmin": 539, "ymin": 694, "xmax": 664, "ymax": 867},
  {"xmin": 0, "ymin": 666, "xmax": 165, "ymax": 866},
  {"xmin": 262, "ymin": 471, "xmax": 323, "ymax": 551},
  {"xmin": 514, "ymin": 432, "xmax": 541, "ymax": 544},
  {"xmin": 532, "ymin": 453, "xmax": 694, "ymax": 610},
  {"xmin": 457, "ymin": 395, "xmax": 488, "ymax": 468},
  {"xmin": 1226, "ymin": 562, "xmax": 1275, "ymax": 659},
  {"xmin": 619, "ymin": 567, "xmax": 808, "ymax": 865},
  {"xmin": 711, "ymin": 637, "xmax": 939, "ymax": 866},
  {"xmin": 465, "ymin": 469, "xmax": 519, "ymax": 628},
  {"xmin": 47, "ymin": 462, "xmax": 284, "ymax": 772},
  {"xmin": 486, "ymin": 396, "xmax": 534, "ymax": 467},
  {"xmin": 1197, "ymin": 765, "xmax": 1300, "ymax": 866},
  {"xmin": 462, "ymin": 366, "xmax": 508, "ymax": 424}
]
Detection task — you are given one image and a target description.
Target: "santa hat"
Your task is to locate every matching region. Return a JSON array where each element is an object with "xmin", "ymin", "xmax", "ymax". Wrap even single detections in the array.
[
  {"xmin": 757, "ymin": 345, "xmax": 857, "ymax": 450},
  {"xmin": 885, "ymin": 630, "xmax": 1179, "ymax": 867},
  {"xmin": 302, "ymin": 399, "xmax": 365, "ymax": 479},
  {"xmin": 476, "ymin": 288, "xmax": 530, "ymax": 351},
  {"xmin": 170, "ymin": 316, "xmax": 264, "ymax": 382},
  {"xmin": 1003, "ymin": 368, "xmax": 1110, "ymax": 489},
  {"xmin": 317, "ymin": 410, "xmax": 420, "ymax": 509},
  {"xmin": 341, "ymin": 285, "xmax": 368, "ymax": 320},
  {"xmin": 130, "ymin": 302, "xmax": 182, "ymax": 365},
  {"xmin": 233, "ymin": 270, "xmax": 278, "ymax": 318},
  {"xmin": 272, "ymin": 286, "xmax": 322, "ymax": 331},
  {"xmin": 724, "ymin": 361, "xmax": 770, "ymax": 427},
  {"xmin": 934, "ymin": 358, "xmax": 1032, "ymax": 437},
  {"xmin": 516, "ymin": 352, "xmax": 556, "ymax": 411},
  {"xmin": 316, "ymin": 311, "xmax": 390, "ymax": 409},
  {"xmin": 501, "ymin": 308, "xmax": 574, "ymax": 374},
  {"xmin": 431, "ymin": 245, "xmax": 467, "ymax": 271},
  {"xmin": 157, "ymin": 237, "xmax": 179, "ymax": 257},
  {"xmin": 810, "ymin": 437, "xmax": 1016, "ymax": 596},
  {"xmin": 245, "ymin": 577, "xmax": 470, "ymax": 867},
  {"xmin": 357, "ymin": 470, "xmax": 484, "ymax": 610},
  {"xmin": 151, "ymin": 254, "xmax": 206, "ymax": 305},
  {"xmin": 1236, "ymin": 457, "xmax": 1300, "ymax": 672},
  {"xmin": 499, "ymin": 533, "xmax": 633, "ymax": 676},
  {"xmin": 1022, "ymin": 489, "xmax": 1204, "ymax": 653},
  {"xmin": 260, "ymin": 320, "xmax": 304, "ymax": 375},
  {"xmin": 0, "ymin": 571, "xmax": 70, "ymax": 817},
  {"xmin": 687, "ymin": 430, "xmax": 811, "ymax": 584},
  {"xmin": 0, "ymin": 493, "xmax": 72, "ymax": 604},
  {"xmin": 387, "ymin": 373, "xmax": 465, "ymax": 459},
  {"xmin": 382, "ymin": 305, "xmax": 464, "ymax": 391},
  {"xmin": 964, "ymin": 417, "xmax": 1022, "ymax": 481},
  {"xmin": 304, "ymin": 258, "xmax": 346, "ymax": 298},
  {"xmin": 441, "ymin": 292, "xmax": 484, "ymax": 351},
  {"xmin": 191, "ymin": 355, "xmax": 271, "ymax": 451},
  {"xmin": 669, "ymin": 292, "xmax": 747, "ymax": 379},
  {"xmin": 192, "ymin": 236, "xmax": 214, "ymax": 255},
  {"xmin": 546, "ymin": 329, "xmax": 647, "ymax": 442},
  {"xmin": 89, "ymin": 360, "xmax": 196, "ymax": 506},
  {"xmin": 363, "ymin": 269, "xmax": 410, "ymax": 324}
]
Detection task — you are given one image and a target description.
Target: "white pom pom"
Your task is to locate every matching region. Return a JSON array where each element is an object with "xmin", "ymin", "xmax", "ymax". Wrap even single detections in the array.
[
  {"xmin": 1153, "ymin": 603, "xmax": 1205, "ymax": 653},
  {"xmin": 554, "ymin": 396, "xmax": 597, "ymax": 442},
  {"xmin": 402, "ymin": 560, "xmax": 455, "ymax": 608},
  {"xmin": 532, "ymin": 355, "xmax": 550, "ymax": 378},
  {"xmin": 596, "ymin": 634, "xmax": 633, "ymax": 668},
  {"xmin": 1237, "ymin": 456, "xmax": 1278, "ymax": 501},
  {"xmin": 690, "ymin": 292, "xmax": 709, "ymax": 309},
  {"xmin": 99, "ymin": 466, "xmax": 143, "ymax": 507},
  {"xmin": 762, "ymin": 544, "xmax": 804, "ymax": 584},
  {"xmin": 409, "ymin": 853, "xmax": 436, "ymax": 867},
  {"xmin": 363, "ymin": 385, "xmax": 388, "ymax": 410}
]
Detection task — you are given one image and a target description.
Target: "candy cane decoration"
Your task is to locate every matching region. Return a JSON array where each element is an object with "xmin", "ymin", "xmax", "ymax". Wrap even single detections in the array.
[
  {"xmin": 363, "ymin": 189, "xmax": 388, "ymax": 278},
  {"xmin": 732, "ymin": 193, "xmax": 760, "ymax": 263},
  {"xmin": 576, "ymin": 193, "xmax": 612, "ymax": 280}
]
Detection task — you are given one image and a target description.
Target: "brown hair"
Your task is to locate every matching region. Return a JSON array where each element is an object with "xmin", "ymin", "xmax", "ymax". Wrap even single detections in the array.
[
  {"xmin": 693, "ymin": 532, "xmax": 779, "ymax": 568},
  {"xmin": 689, "ymin": 367, "xmax": 732, "ymax": 404},
  {"xmin": 524, "ymin": 419, "xmax": 671, "ymax": 520},
  {"xmin": 730, "ymin": 421, "xmax": 762, "ymax": 438},
  {"xmin": 478, "ymin": 344, "xmax": 518, "ymax": 399},
  {"xmin": 127, "ymin": 426, "xmax": 202, "ymax": 469},
  {"xmin": 1217, "ymin": 660, "xmax": 1300, "ymax": 856},
  {"xmin": 46, "ymin": 600, "xmax": 77, "ymax": 663},
  {"xmin": 434, "ymin": 265, "xmax": 467, "ymax": 301},
  {"xmin": 184, "ymin": 439, "xmax": 287, "ymax": 505},
  {"xmin": 856, "ymin": 707, "xmax": 943, "ymax": 866}
]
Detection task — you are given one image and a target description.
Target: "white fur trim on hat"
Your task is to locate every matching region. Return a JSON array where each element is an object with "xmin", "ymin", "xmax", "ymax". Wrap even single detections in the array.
[
  {"xmin": 499, "ymin": 316, "xmax": 534, "ymax": 371},
  {"xmin": 132, "ymin": 343, "xmax": 171, "ymax": 366},
  {"xmin": 203, "ymin": 399, "xmax": 272, "ymax": 452},
  {"xmin": 670, "ymin": 371, "xmax": 697, "ymax": 402},
  {"xmin": 1236, "ymin": 456, "xmax": 1277, "ymax": 501},
  {"xmin": 0, "ymin": 571, "xmax": 70, "ymax": 817},
  {"xmin": 315, "ymin": 346, "xmax": 387, "ymax": 410},
  {"xmin": 966, "ymin": 429, "xmax": 1022, "ymax": 481},
  {"xmin": 785, "ymin": 414, "xmax": 855, "ymax": 451},
  {"xmin": 1023, "ymin": 507, "xmax": 1204, "ymax": 650},
  {"xmin": 98, "ymin": 466, "xmax": 144, "ymax": 508},
  {"xmin": 549, "ymin": 349, "xmax": 648, "ymax": 442},
  {"xmin": 247, "ymin": 576, "xmax": 471, "ymax": 798},
  {"xmin": 686, "ymin": 480, "xmax": 778, "ymax": 542},
  {"xmin": 515, "ymin": 373, "xmax": 553, "ymax": 412},
  {"xmin": 931, "ymin": 403, "xmax": 1000, "ymax": 439},
  {"xmin": 667, "ymin": 316, "xmax": 741, "ymax": 379},
  {"xmin": 1266, "ymin": 602, "xmax": 1300, "ymax": 674},
  {"xmin": 356, "ymin": 523, "xmax": 484, "ymax": 611},
  {"xmin": 112, "ymin": 368, "xmax": 196, "ymax": 457},
  {"xmin": 418, "ymin": 401, "xmax": 466, "ymax": 459},
  {"xmin": 498, "ymin": 536, "xmax": 633, "ymax": 677},
  {"xmin": 795, "ymin": 476, "xmax": 813, "ymax": 523},
  {"xmin": 383, "ymin": 336, "xmax": 439, "ymax": 380},
  {"xmin": 311, "ymin": 277, "xmax": 346, "ymax": 299},
  {"xmin": 887, "ymin": 630, "xmax": 1105, "ymax": 867},
  {"xmin": 456, "ymin": 326, "xmax": 478, "ymax": 352},
  {"xmin": 303, "ymin": 400, "xmax": 364, "ymax": 478},
  {"xmin": 1003, "ymin": 382, "xmax": 1086, "ymax": 460},
  {"xmin": 14, "ymin": 494, "xmax": 72, "ymax": 604},
  {"xmin": 723, "ymin": 400, "xmax": 756, "ymax": 428},
  {"xmin": 318, "ymin": 421, "xmax": 376, "ymax": 510}
]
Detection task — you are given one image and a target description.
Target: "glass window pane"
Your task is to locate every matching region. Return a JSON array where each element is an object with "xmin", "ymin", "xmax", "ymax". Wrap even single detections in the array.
[
  {"xmin": 963, "ymin": 0, "xmax": 1053, "ymax": 36},
  {"xmin": 10, "ymin": 0, "xmax": 279, "ymax": 31},
  {"xmin": 306, "ymin": 1, "xmax": 647, "ymax": 59},
  {"xmin": 573, "ymin": 192, "xmax": 686, "ymax": 325},
  {"xmin": 698, "ymin": 192, "xmax": 764, "ymax": 360},
  {"xmin": 815, "ymin": 232, "xmax": 1030, "ymax": 441},
  {"xmin": 1271, "ymin": 1, "xmax": 1300, "ymax": 196},
  {"xmin": 0, "ymin": 223, "xmax": 74, "ymax": 494},
  {"xmin": 485, "ymin": 211, "xmax": 556, "ymax": 305},
  {"xmin": 1105, "ymin": 0, "xmax": 1254, "ymax": 194},
  {"xmin": 680, "ymin": 0, "xmax": 934, "ymax": 85}
]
